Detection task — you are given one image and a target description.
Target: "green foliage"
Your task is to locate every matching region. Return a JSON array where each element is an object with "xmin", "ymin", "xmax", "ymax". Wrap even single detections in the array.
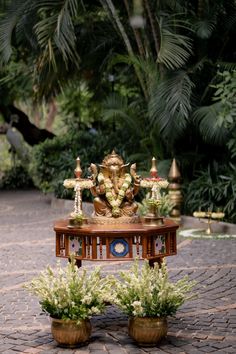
[
  {"xmin": 0, "ymin": 59, "xmax": 33, "ymax": 104},
  {"xmin": 138, "ymin": 193, "xmax": 174, "ymax": 217},
  {"xmin": 0, "ymin": 164, "xmax": 34, "ymax": 190},
  {"xmin": 111, "ymin": 259, "xmax": 196, "ymax": 318},
  {"xmin": 193, "ymin": 102, "xmax": 230, "ymax": 144},
  {"xmin": 0, "ymin": 135, "xmax": 11, "ymax": 172},
  {"xmin": 35, "ymin": 0, "xmax": 79, "ymax": 67},
  {"xmin": 183, "ymin": 163, "xmax": 236, "ymax": 223},
  {"xmin": 24, "ymin": 256, "xmax": 109, "ymax": 321},
  {"xmin": 211, "ymin": 70, "xmax": 236, "ymax": 128},
  {"xmin": 101, "ymin": 92, "xmax": 165, "ymax": 171},
  {"xmin": 157, "ymin": 16, "xmax": 193, "ymax": 70},
  {"xmin": 149, "ymin": 70, "xmax": 194, "ymax": 141},
  {"xmin": 0, "ymin": 0, "xmax": 79, "ymax": 67},
  {"xmin": 58, "ymin": 81, "xmax": 100, "ymax": 130},
  {"xmin": 227, "ymin": 130, "xmax": 236, "ymax": 159},
  {"xmin": 29, "ymin": 129, "xmax": 137, "ymax": 198},
  {"xmin": 193, "ymin": 70, "xmax": 236, "ymax": 144},
  {"xmin": 102, "ymin": 92, "xmax": 145, "ymax": 140},
  {"xmin": 194, "ymin": 18, "xmax": 216, "ymax": 39}
]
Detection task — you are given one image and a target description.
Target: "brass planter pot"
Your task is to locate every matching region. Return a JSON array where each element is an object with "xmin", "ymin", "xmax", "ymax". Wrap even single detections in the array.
[
  {"xmin": 51, "ymin": 317, "xmax": 92, "ymax": 348},
  {"xmin": 128, "ymin": 317, "xmax": 167, "ymax": 346}
]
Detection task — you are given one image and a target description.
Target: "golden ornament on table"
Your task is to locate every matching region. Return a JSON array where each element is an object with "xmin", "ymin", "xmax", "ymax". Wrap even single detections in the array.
[
  {"xmin": 168, "ymin": 158, "xmax": 183, "ymax": 224},
  {"xmin": 63, "ymin": 158, "xmax": 93, "ymax": 228},
  {"xmin": 193, "ymin": 209, "xmax": 225, "ymax": 235},
  {"xmin": 89, "ymin": 150, "xmax": 140, "ymax": 222},
  {"xmin": 140, "ymin": 157, "xmax": 168, "ymax": 226}
]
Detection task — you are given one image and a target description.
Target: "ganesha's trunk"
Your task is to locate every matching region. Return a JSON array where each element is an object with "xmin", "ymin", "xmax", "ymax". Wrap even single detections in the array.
[{"xmin": 112, "ymin": 171, "xmax": 119, "ymax": 194}]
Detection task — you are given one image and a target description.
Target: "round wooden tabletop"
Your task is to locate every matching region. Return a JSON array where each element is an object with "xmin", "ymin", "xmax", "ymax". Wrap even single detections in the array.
[{"xmin": 54, "ymin": 218, "xmax": 179, "ymax": 236}]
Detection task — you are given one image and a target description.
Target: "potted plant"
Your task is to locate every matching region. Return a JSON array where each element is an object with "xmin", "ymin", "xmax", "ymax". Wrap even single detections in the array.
[
  {"xmin": 24, "ymin": 256, "xmax": 109, "ymax": 348},
  {"xmin": 138, "ymin": 193, "xmax": 175, "ymax": 218},
  {"xmin": 68, "ymin": 211, "xmax": 84, "ymax": 228},
  {"xmin": 111, "ymin": 259, "xmax": 196, "ymax": 346}
]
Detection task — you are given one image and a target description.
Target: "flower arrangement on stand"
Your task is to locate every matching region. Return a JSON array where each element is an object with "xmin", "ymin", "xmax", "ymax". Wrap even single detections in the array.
[
  {"xmin": 110, "ymin": 259, "xmax": 196, "ymax": 346},
  {"xmin": 24, "ymin": 256, "xmax": 110, "ymax": 348}
]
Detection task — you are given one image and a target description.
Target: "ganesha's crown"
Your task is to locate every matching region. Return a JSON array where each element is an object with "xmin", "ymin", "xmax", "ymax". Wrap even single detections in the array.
[{"xmin": 102, "ymin": 150, "xmax": 124, "ymax": 167}]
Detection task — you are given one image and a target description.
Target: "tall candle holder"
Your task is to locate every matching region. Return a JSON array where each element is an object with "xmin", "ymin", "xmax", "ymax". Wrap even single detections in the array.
[
  {"xmin": 63, "ymin": 157, "xmax": 94, "ymax": 228},
  {"xmin": 140, "ymin": 157, "xmax": 169, "ymax": 226},
  {"xmin": 193, "ymin": 210, "xmax": 225, "ymax": 235}
]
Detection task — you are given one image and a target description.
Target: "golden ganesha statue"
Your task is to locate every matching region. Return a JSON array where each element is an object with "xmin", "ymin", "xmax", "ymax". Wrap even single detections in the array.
[{"xmin": 89, "ymin": 150, "xmax": 141, "ymax": 220}]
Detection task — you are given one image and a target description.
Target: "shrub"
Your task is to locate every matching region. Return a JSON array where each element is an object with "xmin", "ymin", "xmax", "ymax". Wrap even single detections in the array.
[
  {"xmin": 183, "ymin": 163, "xmax": 236, "ymax": 223},
  {"xmin": 0, "ymin": 164, "xmax": 34, "ymax": 189},
  {"xmin": 29, "ymin": 128, "xmax": 140, "ymax": 199}
]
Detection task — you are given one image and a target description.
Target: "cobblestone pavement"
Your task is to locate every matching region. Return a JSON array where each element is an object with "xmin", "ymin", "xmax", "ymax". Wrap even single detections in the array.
[{"xmin": 0, "ymin": 190, "xmax": 236, "ymax": 354}]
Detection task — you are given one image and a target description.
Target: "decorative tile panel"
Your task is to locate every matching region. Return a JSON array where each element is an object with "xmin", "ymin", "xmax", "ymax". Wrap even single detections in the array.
[
  {"xmin": 154, "ymin": 235, "xmax": 166, "ymax": 255},
  {"xmin": 69, "ymin": 236, "xmax": 82, "ymax": 256},
  {"xmin": 110, "ymin": 238, "xmax": 129, "ymax": 257}
]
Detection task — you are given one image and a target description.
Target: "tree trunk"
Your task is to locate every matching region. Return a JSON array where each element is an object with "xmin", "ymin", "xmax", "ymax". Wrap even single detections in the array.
[
  {"xmin": 143, "ymin": 0, "xmax": 160, "ymax": 59},
  {"xmin": 101, "ymin": 0, "xmax": 148, "ymax": 100},
  {"xmin": 123, "ymin": 0, "xmax": 145, "ymax": 58},
  {"xmin": 0, "ymin": 105, "xmax": 55, "ymax": 146}
]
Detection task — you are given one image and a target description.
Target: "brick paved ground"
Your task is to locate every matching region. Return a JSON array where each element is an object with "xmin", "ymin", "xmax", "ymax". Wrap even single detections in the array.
[{"xmin": 0, "ymin": 190, "xmax": 236, "ymax": 354}]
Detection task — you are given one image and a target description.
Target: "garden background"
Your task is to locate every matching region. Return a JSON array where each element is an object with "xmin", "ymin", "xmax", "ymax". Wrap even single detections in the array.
[{"xmin": 0, "ymin": 0, "xmax": 235, "ymax": 222}]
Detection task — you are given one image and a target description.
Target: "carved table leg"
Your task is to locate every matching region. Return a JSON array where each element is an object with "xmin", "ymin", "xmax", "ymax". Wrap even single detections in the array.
[
  {"xmin": 149, "ymin": 258, "xmax": 163, "ymax": 268},
  {"xmin": 157, "ymin": 258, "xmax": 163, "ymax": 268},
  {"xmin": 75, "ymin": 259, "xmax": 82, "ymax": 268},
  {"xmin": 68, "ymin": 258, "xmax": 82, "ymax": 268}
]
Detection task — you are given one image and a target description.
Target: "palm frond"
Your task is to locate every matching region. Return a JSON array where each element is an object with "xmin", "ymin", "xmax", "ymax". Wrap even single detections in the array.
[
  {"xmin": 159, "ymin": 0, "xmax": 186, "ymax": 13},
  {"xmin": 0, "ymin": 0, "xmax": 32, "ymax": 64},
  {"xmin": 194, "ymin": 18, "xmax": 216, "ymax": 39},
  {"xmin": 111, "ymin": 54, "xmax": 160, "ymax": 97},
  {"xmin": 102, "ymin": 93, "xmax": 144, "ymax": 138},
  {"xmin": 188, "ymin": 57, "xmax": 211, "ymax": 74},
  {"xmin": 149, "ymin": 71, "xmax": 194, "ymax": 139},
  {"xmin": 112, "ymin": 54, "xmax": 158, "ymax": 78},
  {"xmin": 15, "ymin": 8, "xmax": 38, "ymax": 50},
  {"xmin": 34, "ymin": 0, "xmax": 80, "ymax": 67},
  {"xmin": 0, "ymin": 0, "xmax": 80, "ymax": 68},
  {"xmin": 157, "ymin": 16, "xmax": 193, "ymax": 70},
  {"xmin": 216, "ymin": 61, "xmax": 236, "ymax": 71},
  {"xmin": 193, "ymin": 102, "xmax": 229, "ymax": 144}
]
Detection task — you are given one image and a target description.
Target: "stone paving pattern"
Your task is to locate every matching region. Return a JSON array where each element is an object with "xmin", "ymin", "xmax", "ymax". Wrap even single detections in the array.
[{"xmin": 0, "ymin": 190, "xmax": 236, "ymax": 354}]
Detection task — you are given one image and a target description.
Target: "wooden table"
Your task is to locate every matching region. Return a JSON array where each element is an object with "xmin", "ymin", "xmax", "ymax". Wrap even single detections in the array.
[{"xmin": 54, "ymin": 219, "xmax": 178, "ymax": 267}]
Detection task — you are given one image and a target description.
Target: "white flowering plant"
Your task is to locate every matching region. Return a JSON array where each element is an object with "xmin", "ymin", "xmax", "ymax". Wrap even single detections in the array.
[
  {"xmin": 111, "ymin": 260, "xmax": 196, "ymax": 318},
  {"xmin": 24, "ymin": 257, "xmax": 110, "ymax": 322}
]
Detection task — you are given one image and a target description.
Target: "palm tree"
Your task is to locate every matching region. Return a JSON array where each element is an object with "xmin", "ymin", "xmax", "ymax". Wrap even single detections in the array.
[{"xmin": 0, "ymin": 0, "xmax": 235, "ymax": 162}]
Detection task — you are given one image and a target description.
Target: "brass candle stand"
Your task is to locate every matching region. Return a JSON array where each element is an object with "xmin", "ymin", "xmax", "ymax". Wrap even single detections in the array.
[
  {"xmin": 193, "ymin": 210, "xmax": 225, "ymax": 235},
  {"xmin": 63, "ymin": 157, "xmax": 94, "ymax": 228},
  {"xmin": 140, "ymin": 157, "xmax": 169, "ymax": 226}
]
